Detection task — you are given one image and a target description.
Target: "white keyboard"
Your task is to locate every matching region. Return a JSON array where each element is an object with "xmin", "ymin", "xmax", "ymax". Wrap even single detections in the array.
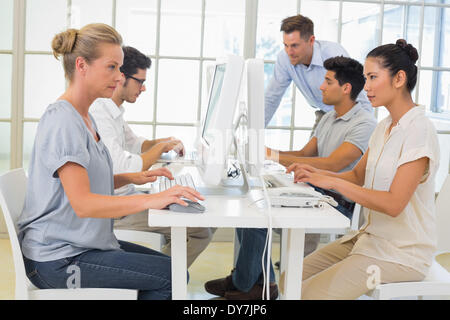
[
  {"xmin": 261, "ymin": 172, "xmax": 338, "ymax": 208},
  {"xmin": 158, "ymin": 173, "xmax": 197, "ymax": 192},
  {"xmin": 262, "ymin": 172, "xmax": 295, "ymax": 188}
]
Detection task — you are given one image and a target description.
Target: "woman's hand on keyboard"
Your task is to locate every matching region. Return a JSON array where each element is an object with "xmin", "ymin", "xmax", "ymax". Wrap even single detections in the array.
[
  {"xmin": 288, "ymin": 164, "xmax": 337, "ymax": 190},
  {"xmin": 128, "ymin": 168, "xmax": 174, "ymax": 185},
  {"xmin": 149, "ymin": 185, "xmax": 205, "ymax": 209}
]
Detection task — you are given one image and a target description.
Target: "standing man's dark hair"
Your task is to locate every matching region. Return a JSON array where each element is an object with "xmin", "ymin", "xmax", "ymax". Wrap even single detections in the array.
[
  {"xmin": 323, "ymin": 56, "xmax": 365, "ymax": 101},
  {"xmin": 280, "ymin": 14, "xmax": 314, "ymax": 39},
  {"xmin": 120, "ymin": 46, "xmax": 151, "ymax": 80}
]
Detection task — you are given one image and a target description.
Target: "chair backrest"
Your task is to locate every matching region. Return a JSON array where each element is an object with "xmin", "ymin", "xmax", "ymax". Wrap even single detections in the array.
[
  {"xmin": 350, "ymin": 203, "xmax": 362, "ymax": 230},
  {"xmin": 0, "ymin": 168, "xmax": 30, "ymax": 299},
  {"xmin": 436, "ymin": 174, "xmax": 450, "ymax": 254}
]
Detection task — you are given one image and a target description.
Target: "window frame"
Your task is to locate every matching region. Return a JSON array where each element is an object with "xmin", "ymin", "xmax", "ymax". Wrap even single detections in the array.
[{"xmin": 4, "ymin": 0, "xmax": 449, "ymax": 177}]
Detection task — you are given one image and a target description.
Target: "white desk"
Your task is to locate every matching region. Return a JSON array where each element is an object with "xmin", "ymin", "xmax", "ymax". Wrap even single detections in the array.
[{"xmin": 147, "ymin": 165, "xmax": 349, "ymax": 300}]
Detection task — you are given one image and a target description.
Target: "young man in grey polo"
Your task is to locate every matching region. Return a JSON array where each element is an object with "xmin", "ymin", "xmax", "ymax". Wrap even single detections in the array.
[
  {"xmin": 266, "ymin": 56, "xmax": 377, "ymax": 259},
  {"xmin": 266, "ymin": 56, "xmax": 376, "ymax": 174},
  {"xmin": 204, "ymin": 56, "xmax": 377, "ymax": 300}
]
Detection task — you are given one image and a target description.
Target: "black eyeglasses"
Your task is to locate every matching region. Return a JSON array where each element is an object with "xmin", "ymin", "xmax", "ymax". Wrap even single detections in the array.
[{"xmin": 124, "ymin": 74, "xmax": 146, "ymax": 87}]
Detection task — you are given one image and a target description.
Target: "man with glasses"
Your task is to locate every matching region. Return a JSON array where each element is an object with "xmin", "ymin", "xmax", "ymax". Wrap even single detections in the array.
[
  {"xmin": 90, "ymin": 46, "xmax": 215, "ymax": 267},
  {"xmin": 92, "ymin": 46, "xmax": 185, "ymax": 174}
]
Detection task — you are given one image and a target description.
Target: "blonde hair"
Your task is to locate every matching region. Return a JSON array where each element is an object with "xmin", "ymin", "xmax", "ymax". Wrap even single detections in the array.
[{"xmin": 51, "ymin": 23, "xmax": 123, "ymax": 80}]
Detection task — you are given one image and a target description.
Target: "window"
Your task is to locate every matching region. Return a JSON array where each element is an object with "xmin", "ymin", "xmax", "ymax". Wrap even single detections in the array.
[
  {"xmin": 0, "ymin": 123, "xmax": 11, "ymax": 174},
  {"xmin": 2, "ymin": 0, "xmax": 449, "ymax": 190},
  {"xmin": 0, "ymin": 0, "xmax": 13, "ymax": 174},
  {"xmin": 117, "ymin": 0, "xmax": 245, "ymax": 147},
  {"xmin": 0, "ymin": 55, "xmax": 12, "ymax": 119},
  {"xmin": 255, "ymin": 0, "xmax": 450, "ymax": 191},
  {"xmin": 341, "ymin": 2, "xmax": 380, "ymax": 64}
]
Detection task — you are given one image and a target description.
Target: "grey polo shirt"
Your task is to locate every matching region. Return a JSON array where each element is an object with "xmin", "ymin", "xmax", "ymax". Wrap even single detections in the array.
[
  {"xmin": 18, "ymin": 100, "xmax": 121, "ymax": 262},
  {"xmin": 313, "ymin": 102, "xmax": 377, "ymax": 172}
]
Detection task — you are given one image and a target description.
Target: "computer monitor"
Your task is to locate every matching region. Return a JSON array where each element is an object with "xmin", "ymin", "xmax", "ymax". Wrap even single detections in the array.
[
  {"xmin": 242, "ymin": 58, "xmax": 265, "ymax": 177},
  {"xmin": 201, "ymin": 63, "xmax": 226, "ymax": 148},
  {"xmin": 196, "ymin": 55, "xmax": 244, "ymax": 187}
]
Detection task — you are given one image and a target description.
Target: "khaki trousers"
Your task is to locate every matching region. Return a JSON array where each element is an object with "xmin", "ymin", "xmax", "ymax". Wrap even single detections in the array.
[
  {"xmin": 301, "ymin": 236, "xmax": 425, "ymax": 300},
  {"xmin": 114, "ymin": 211, "xmax": 216, "ymax": 268}
]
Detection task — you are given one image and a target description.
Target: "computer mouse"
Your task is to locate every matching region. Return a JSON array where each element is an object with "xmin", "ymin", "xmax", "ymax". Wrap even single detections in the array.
[{"xmin": 168, "ymin": 199, "xmax": 205, "ymax": 213}]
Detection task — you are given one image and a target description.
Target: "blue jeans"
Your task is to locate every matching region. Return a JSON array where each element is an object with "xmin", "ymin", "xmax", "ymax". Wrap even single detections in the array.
[
  {"xmin": 232, "ymin": 228, "xmax": 276, "ymax": 292},
  {"xmin": 23, "ymin": 240, "xmax": 182, "ymax": 300},
  {"xmin": 232, "ymin": 193, "xmax": 354, "ymax": 292}
]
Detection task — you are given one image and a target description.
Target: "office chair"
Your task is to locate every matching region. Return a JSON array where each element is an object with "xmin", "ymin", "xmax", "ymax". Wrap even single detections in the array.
[
  {"xmin": 367, "ymin": 174, "xmax": 450, "ymax": 300},
  {"xmin": 0, "ymin": 168, "xmax": 137, "ymax": 300}
]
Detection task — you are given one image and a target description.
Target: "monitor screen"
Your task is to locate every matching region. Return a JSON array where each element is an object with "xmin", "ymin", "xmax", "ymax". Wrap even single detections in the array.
[
  {"xmin": 195, "ymin": 55, "xmax": 244, "ymax": 187},
  {"xmin": 202, "ymin": 63, "xmax": 226, "ymax": 145}
]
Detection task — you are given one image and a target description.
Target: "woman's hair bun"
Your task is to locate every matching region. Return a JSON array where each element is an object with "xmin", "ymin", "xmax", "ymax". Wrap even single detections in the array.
[
  {"xmin": 395, "ymin": 39, "xmax": 419, "ymax": 64},
  {"xmin": 51, "ymin": 29, "xmax": 78, "ymax": 59}
]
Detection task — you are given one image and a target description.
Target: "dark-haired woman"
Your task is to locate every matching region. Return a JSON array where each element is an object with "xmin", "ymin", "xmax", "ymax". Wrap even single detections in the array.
[{"xmin": 288, "ymin": 39, "xmax": 440, "ymax": 299}]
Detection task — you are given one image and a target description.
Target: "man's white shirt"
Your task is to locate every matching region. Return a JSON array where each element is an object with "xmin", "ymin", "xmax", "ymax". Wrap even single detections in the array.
[{"xmin": 90, "ymin": 98, "xmax": 146, "ymax": 195}]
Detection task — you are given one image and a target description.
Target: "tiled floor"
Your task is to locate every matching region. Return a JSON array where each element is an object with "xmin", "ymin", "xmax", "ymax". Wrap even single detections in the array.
[{"xmin": 0, "ymin": 237, "xmax": 280, "ymax": 300}]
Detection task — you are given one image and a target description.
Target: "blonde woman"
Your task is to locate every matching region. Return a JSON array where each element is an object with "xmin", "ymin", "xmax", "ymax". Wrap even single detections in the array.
[
  {"xmin": 18, "ymin": 24, "xmax": 202, "ymax": 300},
  {"xmin": 289, "ymin": 39, "xmax": 440, "ymax": 299}
]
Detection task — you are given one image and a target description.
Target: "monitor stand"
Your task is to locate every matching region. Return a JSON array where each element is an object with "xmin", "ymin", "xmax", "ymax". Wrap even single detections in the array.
[
  {"xmin": 196, "ymin": 135, "xmax": 262, "ymax": 197},
  {"xmin": 197, "ymin": 169, "xmax": 261, "ymax": 197}
]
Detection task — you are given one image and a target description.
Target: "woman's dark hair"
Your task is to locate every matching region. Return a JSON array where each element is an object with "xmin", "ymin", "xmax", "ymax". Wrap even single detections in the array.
[
  {"xmin": 120, "ymin": 46, "xmax": 151, "ymax": 77},
  {"xmin": 323, "ymin": 56, "xmax": 365, "ymax": 101},
  {"xmin": 366, "ymin": 39, "xmax": 418, "ymax": 92}
]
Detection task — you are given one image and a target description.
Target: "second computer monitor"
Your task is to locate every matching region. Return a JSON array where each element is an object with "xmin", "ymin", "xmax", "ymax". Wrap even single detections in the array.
[
  {"xmin": 243, "ymin": 58, "xmax": 265, "ymax": 177},
  {"xmin": 197, "ymin": 55, "xmax": 244, "ymax": 186}
]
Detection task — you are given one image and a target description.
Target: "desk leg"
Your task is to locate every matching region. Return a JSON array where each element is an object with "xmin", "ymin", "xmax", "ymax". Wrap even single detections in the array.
[
  {"xmin": 171, "ymin": 226, "xmax": 187, "ymax": 300},
  {"xmin": 279, "ymin": 228, "xmax": 304, "ymax": 300}
]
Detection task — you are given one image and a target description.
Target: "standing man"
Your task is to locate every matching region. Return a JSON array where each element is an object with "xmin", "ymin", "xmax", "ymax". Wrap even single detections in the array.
[
  {"xmin": 90, "ymin": 46, "xmax": 215, "ymax": 267},
  {"xmin": 265, "ymin": 14, "xmax": 372, "ymax": 132}
]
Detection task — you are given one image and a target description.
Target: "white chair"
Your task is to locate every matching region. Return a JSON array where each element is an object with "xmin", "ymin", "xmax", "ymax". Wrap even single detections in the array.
[
  {"xmin": 0, "ymin": 168, "xmax": 137, "ymax": 300},
  {"xmin": 368, "ymin": 174, "xmax": 450, "ymax": 300}
]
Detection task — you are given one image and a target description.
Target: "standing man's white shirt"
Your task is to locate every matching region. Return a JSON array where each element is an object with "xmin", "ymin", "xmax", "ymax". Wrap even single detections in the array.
[{"xmin": 90, "ymin": 97, "xmax": 146, "ymax": 195}]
